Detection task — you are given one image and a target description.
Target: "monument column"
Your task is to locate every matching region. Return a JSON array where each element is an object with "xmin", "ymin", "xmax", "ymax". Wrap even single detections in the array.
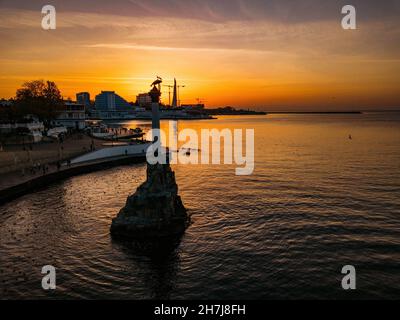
[
  {"xmin": 149, "ymin": 86, "xmax": 161, "ymax": 133},
  {"xmin": 110, "ymin": 78, "xmax": 189, "ymax": 239}
]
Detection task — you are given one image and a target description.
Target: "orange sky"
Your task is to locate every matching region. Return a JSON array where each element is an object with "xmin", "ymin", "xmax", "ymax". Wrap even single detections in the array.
[{"xmin": 0, "ymin": 1, "xmax": 399, "ymax": 110}]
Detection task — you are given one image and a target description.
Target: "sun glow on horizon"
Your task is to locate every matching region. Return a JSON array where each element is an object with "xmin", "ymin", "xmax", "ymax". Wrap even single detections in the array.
[{"xmin": 0, "ymin": 2, "xmax": 399, "ymax": 110}]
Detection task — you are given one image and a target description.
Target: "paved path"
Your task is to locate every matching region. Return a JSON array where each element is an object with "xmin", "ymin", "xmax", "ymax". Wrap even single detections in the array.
[
  {"xmin": 0, "ymin": 133, "xmax": 147, "ymax": 193},
  {"xmin": 0, "ymin": 133, "xmax": 105, "ymax": 174},
  {"xmin": 0, "ymin": 152, "xmax": 147, "ymax": 192},
  {"xmin": 0, "ymin": 152, "xmax": 147, "ymax": 206}
]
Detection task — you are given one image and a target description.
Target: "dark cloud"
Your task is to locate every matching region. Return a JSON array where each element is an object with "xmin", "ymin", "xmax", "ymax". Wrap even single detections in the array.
[{"xmin": 1, "ymin": 0, "xmax": 399, "ymax": 23}]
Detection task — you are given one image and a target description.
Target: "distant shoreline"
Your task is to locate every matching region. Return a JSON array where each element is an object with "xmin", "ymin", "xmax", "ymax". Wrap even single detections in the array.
[
  {"xmin": 263, "ymin": 111, "xmax": 362, "ymax": 114},
  {"xmin": 204, "ymin": 107, "xmax": 266, "ymax": 116}
]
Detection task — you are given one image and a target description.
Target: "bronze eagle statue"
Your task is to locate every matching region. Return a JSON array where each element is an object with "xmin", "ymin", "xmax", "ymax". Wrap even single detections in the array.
[{"xmin": 151, "ymin": 76, "xmax": 162, "ymax": 87}]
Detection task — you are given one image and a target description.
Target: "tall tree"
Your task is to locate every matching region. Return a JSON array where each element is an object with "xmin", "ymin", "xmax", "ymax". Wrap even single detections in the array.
[{"xmin": 14, "ymin": 80, "xmax": 63, "ymax": 123}]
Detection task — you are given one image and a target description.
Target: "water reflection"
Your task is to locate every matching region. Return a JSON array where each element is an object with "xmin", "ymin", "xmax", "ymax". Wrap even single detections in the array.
[
  {"xmin": 1, "ymin": 114, "xmax": 400, "ymax": 299},
  {"xmin": 111, "ymin": 235, "xmax": 184, "ymax": 299}
]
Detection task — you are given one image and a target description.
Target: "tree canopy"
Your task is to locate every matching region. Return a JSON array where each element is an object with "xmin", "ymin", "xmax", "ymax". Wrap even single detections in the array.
[{"xmin": 14, "ymin": 80, "xmax": 63, "ymax": 121}]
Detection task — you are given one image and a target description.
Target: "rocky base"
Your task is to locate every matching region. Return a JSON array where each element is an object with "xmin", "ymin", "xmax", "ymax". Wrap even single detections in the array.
[{"xmin": 110, "ymin": 163, "xmax": 190, "ymax": 239}]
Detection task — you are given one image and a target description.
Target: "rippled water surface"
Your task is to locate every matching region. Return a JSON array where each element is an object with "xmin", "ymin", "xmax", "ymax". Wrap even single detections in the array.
[{"xmin": 1, "ymin": 113, "xmax": 399, "ymax": 299}]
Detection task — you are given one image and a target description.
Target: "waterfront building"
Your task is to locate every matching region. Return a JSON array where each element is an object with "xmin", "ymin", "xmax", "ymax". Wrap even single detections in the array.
[
  {"xmin": 76, "ymin": 92, "xmax": 91, "ymax": 108},
  {"xmin": 136, "ymin": 93, "xmax": 152, "ymax": 108},
  {"xmin": 93, "ymin": 91, "xmax": 133, "ymax": 119},
  {"xmin": 0, "ymin": 120, "xmax": 44, "ymax": 142},
  {"xmin": 53, "ymin": 101, "xmax": 86, "ymax": 130},
  {"xmin": 181, "ymin": 103, "xmax": 205, "ymax": 110},
  {"xmin": 95, "ymin": 91, "xmax": 131, "ymax": 111}
]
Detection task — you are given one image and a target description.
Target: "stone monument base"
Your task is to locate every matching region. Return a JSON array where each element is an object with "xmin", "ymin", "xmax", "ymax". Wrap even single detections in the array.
[{"xmin": 110, "ymin": 163, "xmax": 190, "ymax": 239}]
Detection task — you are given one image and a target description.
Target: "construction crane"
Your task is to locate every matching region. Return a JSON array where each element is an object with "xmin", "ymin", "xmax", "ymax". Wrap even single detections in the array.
[
  {"xmin": 177, "ymin": 85, "xmax": 186, "ymax": 107},
  {"xmin": 163, "ymin": 84, "xmax": 174, "ymax": 106},
  {"xmin": 163, "ymin": 81, "xmax": 186, "ymax": 107}
]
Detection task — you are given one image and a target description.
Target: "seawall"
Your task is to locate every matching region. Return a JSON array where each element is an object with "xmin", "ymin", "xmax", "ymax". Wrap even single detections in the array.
[{"xmin": 0, "ymin": 154, "xmax": 146, "ymax": 206}]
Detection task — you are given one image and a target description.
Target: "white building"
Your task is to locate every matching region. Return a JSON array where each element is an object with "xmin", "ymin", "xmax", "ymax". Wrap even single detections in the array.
[
  {"xmin": 53, "ymin": 102, "xmax": 86, "ymax": 130},
  {"xmin": 0, "ymin": 120, "xmax": 45, "ymax": 143}
]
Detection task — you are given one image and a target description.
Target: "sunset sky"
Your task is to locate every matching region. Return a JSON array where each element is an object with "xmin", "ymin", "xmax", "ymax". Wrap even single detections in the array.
[{"xmin": 0, "ymin": 0, "xmax": 399, "ymax": 110}]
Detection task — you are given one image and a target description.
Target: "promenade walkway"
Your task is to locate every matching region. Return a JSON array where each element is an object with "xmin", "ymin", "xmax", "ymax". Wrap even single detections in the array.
[
  {"xmin": 0, "ymin": 133, "xmax": 104, "ymax": 174},
  {"xmin": 0, "ymin": 133, "xmax": 147, "ymax": 204}
]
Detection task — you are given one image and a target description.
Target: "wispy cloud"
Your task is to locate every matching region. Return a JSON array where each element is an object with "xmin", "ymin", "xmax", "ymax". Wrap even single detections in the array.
[
  {"xmin": 2, "ymin": 8, "xmax": 399, "ymax": 60},
  {"xmin": 0, "ymin": 1, "xmax": 399, "ymax": 108},
  {"xmin": 82, "ymin": 43, "xmax": 280, "ymax": 55},
  {"xmin": 1, "ymin": 0, "xmax": 400, "ymax": 23}
]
